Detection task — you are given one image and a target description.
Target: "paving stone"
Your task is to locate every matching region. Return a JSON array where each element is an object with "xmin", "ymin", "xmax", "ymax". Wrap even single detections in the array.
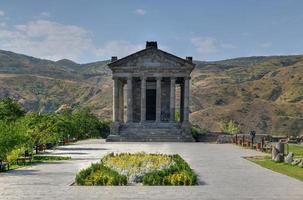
[{"xmin": 0, "ymin": 139, "xmax": 302, "ymax": 200}]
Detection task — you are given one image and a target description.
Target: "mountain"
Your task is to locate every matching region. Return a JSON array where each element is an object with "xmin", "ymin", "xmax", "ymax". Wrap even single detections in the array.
[
  {"xmin": 191, "ymin": 55, "xmax": 303, "ymax": 136},
  {"xmin": 0, "ymin": 49, "xmax": 302, "ymax": 136},
  {"xmin": 0, "ymin": 50, "xmax": 112, "ymax": 116}
]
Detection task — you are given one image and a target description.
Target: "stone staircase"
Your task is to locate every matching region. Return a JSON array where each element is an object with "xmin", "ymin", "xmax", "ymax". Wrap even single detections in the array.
[{"xmin": 106, "ymin": 123, "xmax": 194, "ymax": 142}]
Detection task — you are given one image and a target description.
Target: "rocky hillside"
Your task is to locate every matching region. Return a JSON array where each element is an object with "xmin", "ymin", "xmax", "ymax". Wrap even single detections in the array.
[
  {"xmin": 191, "ymin": 56, "xmax": 303, "ymax": 136},
  {"xmin": 0, "ymin": 49, "xmax": 302, "ymax": 136}
]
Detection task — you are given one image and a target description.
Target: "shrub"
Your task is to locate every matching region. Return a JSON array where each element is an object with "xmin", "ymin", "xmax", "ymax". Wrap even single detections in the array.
[
  {"xmin": 163, "ymin": 170, "xmax": 197, "ymax": 185},
  {"xmin": 218, "ymin": 120, "xmax": 240, "ymax": 134},
  {"xmin": 6, "ymin": 147, "xmax": 25, "ymax": 163},
  {"xmin": 75, "ymin": 153, "xmax": 198, "ymax": 186},
  {"xmin": 75, "ymin": 163, "xmax": 127, "ymax": 186},
  {"xmin": 191, "ymin": 126, "xmax": 200, "ymax": 138},
  {"xmin": 142, "ymin": 154, "xmax": 197, "ymax": 186}
]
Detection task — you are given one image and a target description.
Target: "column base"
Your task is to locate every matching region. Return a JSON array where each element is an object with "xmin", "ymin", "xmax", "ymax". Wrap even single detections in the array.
[
  {"xmin": 110, "ymin": 121, "xmax": 120, "ymax": 135},
  {"xmin": 181, "ymin": 121, "xmax": 193, "ymax": 139}
]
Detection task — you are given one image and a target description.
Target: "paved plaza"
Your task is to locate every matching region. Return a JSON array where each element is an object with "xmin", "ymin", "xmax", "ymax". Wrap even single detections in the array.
[{"xmin": 0, "ymin": 139, "xmax": 303, "ymax": 200}]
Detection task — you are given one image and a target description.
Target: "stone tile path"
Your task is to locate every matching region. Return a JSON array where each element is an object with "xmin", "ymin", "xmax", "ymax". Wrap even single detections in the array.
[{"xmin": 0, "ymin": 139, "xmax": 302, "ymax": 200}]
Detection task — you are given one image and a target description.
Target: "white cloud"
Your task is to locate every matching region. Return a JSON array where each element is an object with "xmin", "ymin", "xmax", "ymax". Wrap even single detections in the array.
[
  {"xmin": 0, "ymin": 10, "xmax": 5, "ymax": 17},
  {"xmin": 134, "ymin": 9, "xmax": 146, "ymax": 16},
  {"xmin": 260, "ymin": 42, "xmax": 272, "ymax": 48},
  {"xmin": 40, "ymin": 12, "xmax": 51, "ymax": 18},
  {"xmin": 191, "ymin": 37, "xmax": 237, "ymax": 54},
  {"xmin": 191, "ymin": 37, "xmax": 219, "ymax": 54},
  {"xmin": 0, "ymin": 20, "xmax": 93, "ymax": 61},
  {"xmin": 0, "ymin": 12, "xmax": 148, "ymax": 62},
  {"xmin": 95, "ymin": 40, "xmax": 144, "ymax": 58}
]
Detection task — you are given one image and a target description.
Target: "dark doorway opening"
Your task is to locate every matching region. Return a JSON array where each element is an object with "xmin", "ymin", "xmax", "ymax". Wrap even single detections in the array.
[{"xmin": 146, "ymin": 89, "xmax": 156, "ymax": 120}]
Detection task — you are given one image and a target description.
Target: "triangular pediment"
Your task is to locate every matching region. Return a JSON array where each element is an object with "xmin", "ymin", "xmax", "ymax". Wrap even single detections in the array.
[{"xmin": 108, "ymin": 48, "xmax": 194, "ymax": 71}]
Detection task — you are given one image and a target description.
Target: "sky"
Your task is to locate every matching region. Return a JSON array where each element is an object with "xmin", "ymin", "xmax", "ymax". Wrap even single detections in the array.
[{"xmin": 0, "ymin": 0, "xmax": 303, "ymax": 63}]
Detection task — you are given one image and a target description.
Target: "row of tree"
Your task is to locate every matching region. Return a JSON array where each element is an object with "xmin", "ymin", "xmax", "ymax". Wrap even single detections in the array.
[{"xmin": 0, "ymin": 97, "xmax": 110, "ymax": 162}]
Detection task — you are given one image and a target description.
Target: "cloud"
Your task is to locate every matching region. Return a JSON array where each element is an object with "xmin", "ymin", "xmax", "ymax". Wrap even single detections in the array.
[
  {"xmin": 95, "ymin": 40, "xmax": 144, "ymax": 58},
  {"xmin": 0, "ymin": 16, "xmax": 145, "ymax": 62},
  {"xmin": 0, "ymin": 10, "xmax": 5, "ymax": 17},
  {"xmin": 0, "ymin": 20, "xmax": 93, "ymax": 61},
  {"xmin": 39, "ymin": 12, "xmax": 51, "ymax": 18},
  {"xmin": 191, "ymin": 37, "xmax": 219, "ymax": 54},
  {"xmin": 0, "ymin": 11, "xmax": 148, "ymax": 62},
  {"xmin": 191, "ymin": 37, "xmax": 237, "ymax": 54},
  {"xmin": 134, "ymin": 9, "xmax": 146, "ymax": 16},
  {"xmin": 260, "ymin": 42, "xmax": 272, "ymax": 48}
]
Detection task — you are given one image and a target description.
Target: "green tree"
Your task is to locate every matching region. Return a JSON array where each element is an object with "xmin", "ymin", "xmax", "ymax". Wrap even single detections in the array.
[
  {"xmin": 218, "ymin": 120, "xmax": 240, "ymax": 134},
  {"xmin": 72, "ymin": 107, "xmax": 104, "ymax": 139},
  {"xmin": 0, "ymin": 120, "xmax": 28, "ymax": 161},
  {"xmin": 53, "ymin": 112, "xmax": 76, "ymax": 141},
  {"xmin": 0, "ymin": 97, "xmax": 25, "ymax": 122},
  {"xmin": 22, "ymin": 113, "xmax": 59, "ymax": 153}
]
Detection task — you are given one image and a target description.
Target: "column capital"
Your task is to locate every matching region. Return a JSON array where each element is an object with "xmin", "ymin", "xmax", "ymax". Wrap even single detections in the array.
[
  {"xmin": 156, "ymin": 76, "xmax": 162, "ymax": 81},
  {"xmin": 127, "ymin": 75, "xmax": 133, "ymax": 80},
  {"xmin": 184, "ymin": 76, "xmax": 191, "ymax": 80},
  {"xmin": 170, "ymin": 77, "xmax": 176, "ymax": 81},
  {"xmin": 140, "ymin": 76, "xmax": 147, "ymax": 81}
]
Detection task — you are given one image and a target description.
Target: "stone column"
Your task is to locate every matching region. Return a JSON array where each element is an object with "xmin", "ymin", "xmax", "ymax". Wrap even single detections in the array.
[
  {"xmin": 118, "ymin": 80, "xmax": 124, "ymax": 122},
  {"xmin": 180, "ymin": 82, "xmax": 184, "ymax": 122},
  {"xmin": 183, "ymin": 77, "xmax": 190, "ymax": 123},
  {"xmin": 113, "ymin": 77, "xmax": 119, "ymax": 122},
  {"xmin": 126, "ymin": 76, "xmax": 133, "ymax": 123},
  {"xmin": 140, "ymin": 77, "xmax": 146, "ymax": 122},
  {"xmin": 156, "ymin": 77, "xmax": 162, "ymax": 123},
  {"xmin": 170, "ymin": 77, "xmax": 176, "ymax": 122}
]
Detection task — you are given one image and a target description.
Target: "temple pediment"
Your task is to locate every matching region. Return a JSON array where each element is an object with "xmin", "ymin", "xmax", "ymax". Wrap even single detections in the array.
[{"xmin": 108, "ymin": 44, "xmax": 195, "ymax": 73}]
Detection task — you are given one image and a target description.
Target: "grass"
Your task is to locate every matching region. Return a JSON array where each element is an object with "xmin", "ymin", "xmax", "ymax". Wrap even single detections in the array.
[
  {"xmin": 288, "ymin": 144, "xmax": 303, "ymax": 158},
  {"xmin": 246, "ymin": 156, "xmax": 303, "ymax": 181},
  {"xmin": 75, "ymin": 152, "xmax": 198, "ymax": 186},
  {"xmin": 245, "ymin": 144, "xmax": 303, "ymax": 182},
  {"xmin": 33, "ymin": 155, "xmax": 71, "ymax": 161},
  {"xmin": 1, "ymin": 155, "xmax": 71, "ymax": 172}
]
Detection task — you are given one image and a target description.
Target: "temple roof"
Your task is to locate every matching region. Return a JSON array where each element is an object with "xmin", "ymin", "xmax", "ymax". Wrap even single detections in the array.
[{"xmin": 108, "ymin": 42, "xmax": 195, "ymax": 72}]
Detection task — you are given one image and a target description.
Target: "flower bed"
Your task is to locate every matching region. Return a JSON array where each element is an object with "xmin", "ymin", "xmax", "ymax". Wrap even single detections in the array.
[{"xmin": 75, "ymin": 152, "xmax": 198, "ymax": 186}]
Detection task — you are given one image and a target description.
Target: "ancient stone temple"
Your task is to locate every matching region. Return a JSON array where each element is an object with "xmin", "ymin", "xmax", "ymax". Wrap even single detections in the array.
[{"xmin": 106, "ymin": 41, "xmax": 195, "ymax": 142}]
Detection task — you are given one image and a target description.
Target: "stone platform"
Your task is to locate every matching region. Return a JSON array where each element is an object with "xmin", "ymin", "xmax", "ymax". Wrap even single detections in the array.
[{"xmin": 106, "ymin": 122, "xmax": 194, "ymax": 142}]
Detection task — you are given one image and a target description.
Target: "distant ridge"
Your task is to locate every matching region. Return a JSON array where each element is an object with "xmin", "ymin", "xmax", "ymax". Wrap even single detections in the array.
[{"xmin": 0, "ymin": 49, "xmax": 302, "ymax": 136}]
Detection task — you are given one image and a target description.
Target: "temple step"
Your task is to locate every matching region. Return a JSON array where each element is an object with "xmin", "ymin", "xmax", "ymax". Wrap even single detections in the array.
[
  {"xmin": 106, "ymin": 135, "xmax": 194, "ymax": 142},
  {"xmin": 107, "ymin": 124, "xmax": 194, "ymax": 142}
]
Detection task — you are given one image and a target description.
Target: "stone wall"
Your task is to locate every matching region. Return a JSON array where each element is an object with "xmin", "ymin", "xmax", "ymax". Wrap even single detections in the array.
[
  {"xmin": 217, "ymin": 135, "xmax": 234, "ymax": 143},
  {"xmin": 194, "ymin": 133, "xmax": 220, "ymax": 142}
]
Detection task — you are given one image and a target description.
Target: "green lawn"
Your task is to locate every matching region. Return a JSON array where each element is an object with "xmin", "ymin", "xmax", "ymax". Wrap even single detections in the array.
[
  {"xmin": 246, "ymin": 144, "xmax": 303, "ymax": 182},
  {"xmin": 1, "ymin": 155, "xmax": 71, "ymax": 172},
  {"xmin": 246, "ymin": 156, "xmax": 303, "ymax": 181},
  {"xmin": 288, "ymin": 144, "xmax": 303, "ymax": 158}
]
